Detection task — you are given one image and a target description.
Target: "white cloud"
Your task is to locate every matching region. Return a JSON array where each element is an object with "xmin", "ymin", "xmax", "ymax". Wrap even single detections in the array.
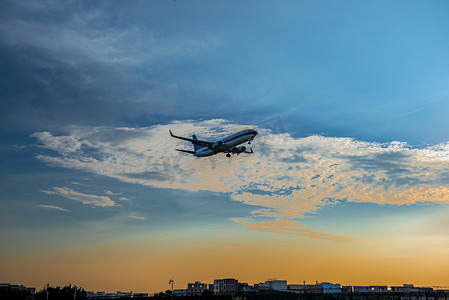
[
  {"xmin": 36, "ymin": 204, "xmax": 70, "ymax": 212},
  {"xmin": 104, "ymin": 190, "xmax": 120, "ymax": 195},
  {"xmin": 42, "ymin": 187, "xmax": 115, "ymax": 207},
  {"xmin": 33, "ymin": 120, "xmax": 449, "ymax": 236},
  {"xmin": 127, "ymin": 215, "xmax": 146, "ymax": 220}
]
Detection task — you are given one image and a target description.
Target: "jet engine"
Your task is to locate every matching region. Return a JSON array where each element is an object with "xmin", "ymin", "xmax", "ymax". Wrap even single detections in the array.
[
  {"xmin": 212, "ymin": 141, "xmax": 224, "ymax": 149},
  {"xmin": 232, "ymin": 146, "xmax": 246, "ymax": 154}
]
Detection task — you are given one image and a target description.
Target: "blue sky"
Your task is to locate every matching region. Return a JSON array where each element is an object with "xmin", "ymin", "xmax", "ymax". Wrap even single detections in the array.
[{"xmin": 1, "ymin": 0, "xmax": 449, "ymax": 292}]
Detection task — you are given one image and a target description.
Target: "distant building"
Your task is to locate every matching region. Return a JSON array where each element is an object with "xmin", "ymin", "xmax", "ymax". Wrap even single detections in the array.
[
  {"xmin": 214, "ymin": 278, "xmax": 239, "ymax": 295},
  {"xmin": 238, "ymin": 282, "xmax": 251, "ymax": 292},
  {"xmin": 269, "ymin": 280, "xmax": 288, "ymax": 291},
  {"xmin": 187, "ymin": 281, "xmax": 208, "ymax": 296},
  {"xmin": 415, "ymin": 287, "xmax": 433, "ymax": 293},
  {"xmin": 390, "ymin": 286, "xmax": 410, "ymax": 293},
  {"xmin": 133, "ymin": 293, "xmax": 149, "ymax": 298},
  {"xmin": 353, "ymin": 286, "xmax": 371, "ymax": 293},
  {"xmin": 117, "ymin": 291, "xmax": 132, "ymax": 298},
  {"xmin": 173, "ymin": 289, "xmax": 187, "ymax": 296},
  {"xmin": 0, "ymin": 283, "xmax": 36, "ymax": 294},
  {"xmin": 255, "ymin": 280, "xmax": 288, "ymax": 292},
  {"xmin": 369, "ymin": 286, "xmax": 388, "ymax": 293},
  {"xmin": 341, "ymin": 286, "xmax": 353, "ymax": 293},
  {"xmin": 287, "ymin": 283, "xmax": 322, "ymax": 294},
  {"xmin": 86, "ymin": 292, "xmax": 118, "ymax": 299},
  {"xmin": 319, "ymin": 282, "xmax": 341, "ymax": 294},
  {"xmin": 240, "ymin": 284, "xmax": 256, "ymax": 293}
]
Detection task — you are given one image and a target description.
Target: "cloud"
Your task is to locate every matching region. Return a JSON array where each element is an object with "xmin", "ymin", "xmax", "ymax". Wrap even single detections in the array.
[
  {"xmin": 233, "ymin": 218, "xmax": 366, "ymax": 243},
  {"xmin": 36, "ymin": 204, "xmax": 70, "ymax": 212},
  {"xmin": 127, "ymin": 215, "xmax": 146, "ymax": 220},
  {"xmin": 32, "ymin": 119, "xmax": 449, "ymax": 238},
  {"xmin": 42, "ymin": 187, "xmax": 115, "ymax": 207},
  {"xmin": 104, "ymin": 190, "xmax": 120, "ymax": 195},
  {"xmin": 214, "ymin": 226, "xmax": 231, "ymax": 230},
  {"xmin": 0, "ymin": 1, "xmax": 220, "ymax": 65}
]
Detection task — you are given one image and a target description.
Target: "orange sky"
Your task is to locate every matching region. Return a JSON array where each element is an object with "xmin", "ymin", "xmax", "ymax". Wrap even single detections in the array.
[{"xmin": 2, "ymin": 227, "xmax": 448, "ymax": 293}]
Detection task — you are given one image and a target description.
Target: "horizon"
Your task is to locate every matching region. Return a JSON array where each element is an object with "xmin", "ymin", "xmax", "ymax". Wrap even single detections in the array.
[
  {"xmin": 5, "ymin": 279, "xmax": 447, "ymax": 295},
  {"xmin": 1, "ymin": 0, "xmax": 448, "ymax": 294}
]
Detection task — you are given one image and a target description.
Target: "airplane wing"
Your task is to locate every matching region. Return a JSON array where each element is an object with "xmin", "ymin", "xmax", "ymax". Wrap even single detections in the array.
[
  {"xmin": 169, "ymin": 130, "xmax": 213, "ymax": 148},
  {"xmin": 175, "ymin": 149, "xmax": 196, "ymax": 154}
]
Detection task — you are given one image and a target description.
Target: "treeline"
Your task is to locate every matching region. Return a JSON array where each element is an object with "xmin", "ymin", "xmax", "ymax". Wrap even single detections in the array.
[
  {"xmin": 150, "ymin": 291, "xmax": 449, "ymax": 300},
  {"xmin": 1, "ymin": 284, "xmax": 87, "ymax": 300},
  {"xmin": 0, "ymin": 285, "xmax": 33, "ymax": 300}
]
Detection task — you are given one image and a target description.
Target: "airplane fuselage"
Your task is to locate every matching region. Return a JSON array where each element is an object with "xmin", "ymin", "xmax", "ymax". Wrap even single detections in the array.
[
  {"xmin": 169, "ymin": 128, "xmax": 257, "ymax": 157},
  {"xmin": 194, "ymin": 129, "xmax": 257, "ymax": 157}
]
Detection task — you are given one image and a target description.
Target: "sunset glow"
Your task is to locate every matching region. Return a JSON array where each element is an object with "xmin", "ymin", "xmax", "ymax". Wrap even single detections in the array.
[{"xmin": 1, "ymin": 0, "xmax": 449, "ymax": 294}]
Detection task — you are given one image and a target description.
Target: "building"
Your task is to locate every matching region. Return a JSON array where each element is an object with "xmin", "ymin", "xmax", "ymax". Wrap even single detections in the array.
[
  {"xmin": 391, "ymin": 286, "xmax": 409, "ymax": 293},
  {"xmin": 86, "ymin": 292, "xmax": 118, "ymax": 299},
  {"xmin": 353, "ymin": 286, "xmax": 371, "ymax": 293},
  {"xmin": 187, "ymin": 281, "xmax": 208, "ymax": 296},
  {"xmin": 414, "ymin": 287, "xmax": 433, "ymax": 293},
  {"xmin": 268, "ymin": 280, "xmax": 287, "ymax": 291},
  {"xmin": 117, "ymin": 291, "xmax": 132, "ymax": 298},
  {"xmin": 320, "ymin": 282, "xmax": 341, "ymax": 294},
  {"xmin": 173, "ymin": 289, "xmax": 187, "ymax": 296},
  {"xmin": 133, "ymin": 293, "xmax": 149, "ymax": 298},
  {"xmin": 0, "ymin": 283, "xmax": 36, "ymax": 294},
  {"xmin": 214, "ymin": 278, "xmax": 239, "ymax": 295},
  {"xmin": 287, "ymin": 284, "xmax": 322, "ymax": 294},
  {"xmin": 370, "ymin": 286, "xmax": 388, "ymax": 293},
  {"xmin": 255, "ymin": 280, "xmax": 288, "ymax": 292},
  {"xmin": 341, "ymin": 286, "xmax": 353, "ymax": 293}
]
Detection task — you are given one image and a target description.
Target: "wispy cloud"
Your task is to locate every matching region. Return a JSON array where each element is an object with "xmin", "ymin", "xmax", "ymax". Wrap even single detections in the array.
[
  {"xmin": 214, "ymin": 226, "xmax": 231, "ymax": 230},
  {"xmin": 36, "ymin": 204, "xmax": 70, "ymax": 212},
  {"xmin": 32, "ymin": 120, "xmax": 449, "ymax": 239},
  {"xmin": 232, "ymin": 218, "xmax": 368, "ymax": 243},
  {"xmin": 42, "ymin": 187, "xmax": 115, "ymax": 207},
  {"xmin": 0, "ymin": 1, "xmax": 222, "ymax": 65},
  {"xmin": 104, "ymin": 190, "xmax": 120, "ymax": 195},
  {"xmin": 127, "ymin": 215, "xmax": 146, "ymax": 220}
]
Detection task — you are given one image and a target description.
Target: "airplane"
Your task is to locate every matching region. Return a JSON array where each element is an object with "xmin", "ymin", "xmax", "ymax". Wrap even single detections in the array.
[{"xmin": 169, "ymin": 129, "xmax": 257, "ymax": 157}]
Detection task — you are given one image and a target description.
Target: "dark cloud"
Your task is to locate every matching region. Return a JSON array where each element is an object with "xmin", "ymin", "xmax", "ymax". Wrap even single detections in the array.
[
  {"xmin": 343, "ymin": 151, "xmax": 428, "ymax": 189},
  {"xmin": 86, "ymin": 128, "xmax": 151, "ymax": 147},
  {"xmin": 125, "ymin": 171, "xmax": 167, "ymax": 181},
  {"xmin": 279, "ymin": 153, "xmax": 307, "ymax": 163},
  {"xmin": 0, "ymin": 42, "xmax": 146, "ymax": 132},
  {"xmin": 345, "ymin": 151, "xmax": 411, "ymax": 174},
  {"xmin": 0, "ymin": 0, "xmax": 283, "ymax": 133}
]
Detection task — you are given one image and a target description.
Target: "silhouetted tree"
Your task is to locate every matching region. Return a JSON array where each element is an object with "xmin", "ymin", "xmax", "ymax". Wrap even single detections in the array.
[
  {"xmin": 34, "ymin": 284, "xmax": 87, "ymax": 300},
  {"xmin": 202, "ymin": 289, "xmax": 214, "ymax": 297},
  {"xmin": 154, "ymin": 289, "xmax": 173, "ymax": 297},
  {"xmin": 0, "ymin": 286, "xmax": 33, "ymax": 300}
]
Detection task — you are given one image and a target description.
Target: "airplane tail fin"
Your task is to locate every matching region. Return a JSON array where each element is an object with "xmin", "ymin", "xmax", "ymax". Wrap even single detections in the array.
[{"xmin": 192, "ymin": 135, "xmax": 202, "ymax": 152}]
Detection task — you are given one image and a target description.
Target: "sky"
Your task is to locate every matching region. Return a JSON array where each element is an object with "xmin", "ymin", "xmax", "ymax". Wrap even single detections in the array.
[{"xmin": 1, "ymin": 0, "xmax": 449, "ymax": 294}]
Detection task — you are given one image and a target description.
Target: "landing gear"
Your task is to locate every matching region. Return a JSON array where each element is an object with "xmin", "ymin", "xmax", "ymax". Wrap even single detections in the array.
[
  {"xmin": 226, "ymin": 153, "xmax": 231, "ymax": 158},
  {"xmin": 248, "ymin": 141, "xmax": 251, "ymax": 144}
]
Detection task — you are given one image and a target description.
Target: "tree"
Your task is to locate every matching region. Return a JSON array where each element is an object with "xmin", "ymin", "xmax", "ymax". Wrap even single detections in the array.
[
  {"xmin": 34, "ymin": 284, "xmax": 87, "ymax": 300},
  {"xmin": 202, "ymin": 289, "xmax": 214, "ymax": 296},
  {"xmin": 0, "ymin": 286, "xmax": 33, "ymax": 300},
  {"xmin": 154, "ymin": 290, "xmax": 173, "ymax": 297}
]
